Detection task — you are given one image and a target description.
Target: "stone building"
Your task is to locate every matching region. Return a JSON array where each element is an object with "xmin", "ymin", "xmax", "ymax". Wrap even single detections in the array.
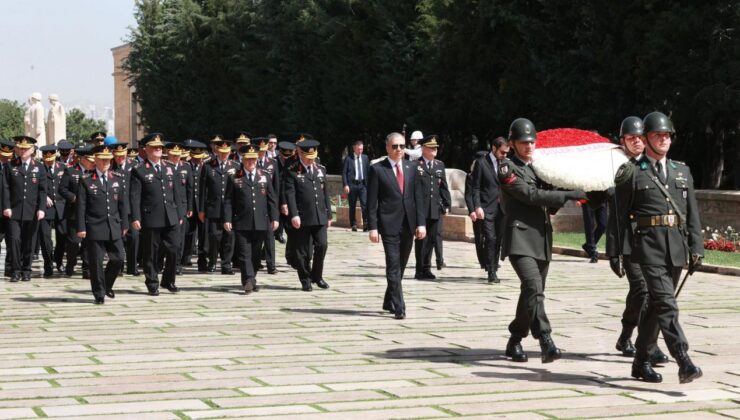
[{"xmin": 111, "ymin": 43, "xmax": 144, "ymax": 145}]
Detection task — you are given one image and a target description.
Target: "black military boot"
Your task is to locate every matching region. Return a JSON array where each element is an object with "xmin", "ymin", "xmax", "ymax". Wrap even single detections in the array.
[
  {"xmin": 615, "ymin": 328, "xmax": 636, "ymax": 357},
  {"xmin": 649, "ymin": 347, "xmax": 669, "ymax": 366},
  {"xmin": 631, "ymin": 359, "xmax": 662, "ymax": 383},
  {"xmin": 505, "ymin": 336, "xmax": 528, "ymax": 362},
  {"xmin": 538, "ymin": 334, "xmax": 562, "ymax": 363},
  {"xmin": 675, "ymin": 348, "xmax": 702, "ymax": 384}
]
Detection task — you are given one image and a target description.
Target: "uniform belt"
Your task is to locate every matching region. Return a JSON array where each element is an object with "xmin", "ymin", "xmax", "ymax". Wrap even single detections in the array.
[{"xmin": 635, "ymin": 215, "xmax": 681, "ymax": 228}]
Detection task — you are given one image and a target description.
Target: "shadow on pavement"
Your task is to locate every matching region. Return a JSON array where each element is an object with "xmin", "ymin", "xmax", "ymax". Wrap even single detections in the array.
[{"xmin": 284, "ymin": 307, "xmax": 389, "ymax": 318}]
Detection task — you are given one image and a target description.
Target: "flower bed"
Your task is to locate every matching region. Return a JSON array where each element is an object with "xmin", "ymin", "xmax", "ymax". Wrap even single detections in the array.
[{"xmin": 703, "ymin": 226, "xmax": 739, "ymax": 253}]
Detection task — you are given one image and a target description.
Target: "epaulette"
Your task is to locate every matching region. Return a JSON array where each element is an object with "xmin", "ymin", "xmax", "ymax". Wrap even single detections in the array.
[
  {"xmin": 81, "ymin": 173, "xmax": 92, "ymax": 179},
  {"xmin": 669, "ymin": 159, "xmax": 685, "ymax": 169},
  {"xmin": 286, "ymin": 160, "xmax": 301, "ymax": 171},
  {"xmin": 614, "ymin": 161, "xmax": 636, "ymax": 186},
  {"xmin": 111, "ymin": 171, "xmax": 123, "ymax": 177}
]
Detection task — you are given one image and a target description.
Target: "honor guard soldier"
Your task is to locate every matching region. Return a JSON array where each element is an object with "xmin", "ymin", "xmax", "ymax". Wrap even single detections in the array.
[
  {"xmin": 183, "ymin": 140, "xmax": 209, "ymax": 271},
  {"xmin": 111, "ymin": 143, "xmax": 138, "ymax": 276},
  {"xmin": 274, "ymin": 141, "xmax": 295, "ymax": 245},
  {"xmin": 256, "ymin": 137, "xmax": 280, "ymax": 274},
  {"xmin": 223, "ymin": 144, "xmax": 279, "ymax": 293},
  {"xmin": 59, "ymin": 146, "xmax": 95, "ymax": 277},
  {"xmin": 38, "ymin": 145, "xmax": 67, "ymax": 277},
  {"xmin": 611, "ymin": 111, "xmax": 703, "ymax": 384},
  {"xmin": 284, "ymin": 139, "xmax": 331, "ymax": 291},
  {"xmin": 498, "ymin": 118, "xmax": 586, "ymax": 363},
  {"xmin": 606, "ymin": 117, "xmax": 669, "ymax": 366},
  {"xmin": 130, "ymin": 133, "xmax": 182, "ymax": 295},
  {"xmin": 77, "ymin": 145, "xmax": 128, "ymax": 304},
  {"xmin": 199, "ymin": 136, "xmax": 239, "ymax": 274},
  {"xmin": 413, "ymin": 135, "xmax": 450, "ymax": 280},
  {"xmin": 2, "ymin": 136, "xmax": 47, "ymax": 282},
  {"xmin": 165, "ymin": 142, "xmax": 193, "ymax": 275}
]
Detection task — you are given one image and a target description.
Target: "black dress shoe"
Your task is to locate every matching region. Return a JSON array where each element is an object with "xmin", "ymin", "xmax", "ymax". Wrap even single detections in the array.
[
  {"xmin": 649, "ymin": 347, "xmax": 669, "ymax": 366},
  {"xmin": 56, "ymin": 265, "xmax": 64, "ymax": 274},
  {"xmin": 676, "ymin": 349, "xmax": 702, "ymax": 384},
  {"xmin": 221, "ymin": 268, "xmax": 234, "ymax": 275},
  {"xmin": 394, "ymin": 311, "xmax": 406, "ymax": 320},
  {"xmin": 82, "ymin": 270, "xmax": 90, "ymax": 279},
  {"xmin": 148, "ymin": 289, "xmax": 160, "ymax": 296},
  {"xmin": 632, "ymin": 360, "xmax": 663, "ymax": 383},
  {"xmin": 505, "ymin": 336, "xmax": 528, "ymax": 362},
  {"xmin": 207, "ymin": 265, "xmax": 216, "ymax": 273},
  {"xmin": 252, "ymin": 284, "xmax": 261, "ymax": 292},
  {"xmin": 313, "ymin": 279, "xmax": 330, "ymax": 289},
  {"xmin": 276, "ymin": 234, "xmax": 286, "ymax": 244},
  {"xmin": 106, "ymin": 290, "xmax": 115, "ymax": 299},
  {"xmin": 539, "ymin": 334, "xmax": 562, "ymax": 363},
  {"xmin": 436, "ymin": 262, "xmax": 446, "ymax": 270},
  {"xmin": 10, "ymin": 274, "xmax": 20, "ymax": 283},
  {"xmin": 94, "ymin": 297, "xmax": 105, "ymax": 305},
  {"xmin": 363, "ymin": 227, "xmax": 369, "ymax": 232},
  {"xmin": 43, "ymin": 269, "xmax": 54, "ymax": 278},
  {"xmin": 176, "ymin": 268, "xmax": 183, "ymax": 276},
  {"xmin": 351, "ymin": 225, "xmax": 358, "ymax": 232},
  {"xmin": 21, "ymin": 274, "xmax": 31, "ymax": 282},
  {"xmin": 267, "ymin": 268, "xmax": 277, "ymax": 275},
  {"xmin": 414, "ymin": 271, "xmax": 436, "ymax": 280},
  {"xmin": 301, "ymin": 279, "xmax": 312, "ymax": 291},
  {"xmin": 487, "ymin": 271, "xmax": 500, "ymax": 284},
  {"xmin": 165, "ymin": 285, "xmax": 179, "ymax": 293},
  {"xmin": 64, "ymin": 267, "xmax": 74, "ymax": 277},
  {"xmin": 589, "ymin": 256, "xmax": 599, "ymax": 263},
  {"xmin": 616, "ymin": 332, "xmax": 636, "ymax": 357}
]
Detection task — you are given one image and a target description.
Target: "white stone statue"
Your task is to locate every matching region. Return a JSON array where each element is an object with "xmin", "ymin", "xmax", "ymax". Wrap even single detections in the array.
[
  {"xmin": 46, "ymin": 94, "xmax": 66, "ymax": 144},
  {"xmin": 25, "ymin": 92, "xmax": 46, "ymax": 144}
]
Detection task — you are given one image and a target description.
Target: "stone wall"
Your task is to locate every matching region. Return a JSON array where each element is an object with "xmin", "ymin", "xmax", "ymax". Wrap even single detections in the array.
[{"xmin": 695, "ymin": 190, "xmax": 740, "ymax": 230}]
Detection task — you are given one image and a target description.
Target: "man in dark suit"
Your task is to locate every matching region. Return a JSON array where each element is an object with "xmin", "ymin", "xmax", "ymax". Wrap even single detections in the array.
[
  {"xmin": 77, "ymin": 145, "xmax": 128, "ymax": 304},
  {"xmin": 59, "ymin": 146, "xmax": 95, "ymax": 277},
  {"xmin": 223, "ymin": 144, "xmax": 279, "ymax": 293},
  {"xmin": 38, "ymin": 145, "xmax": 67, "ymax": 277},
  {"xmin": 472, "ymin": 136, "xmax": 510, "ymax": 283},
  {"xmin": 413, "ymin": 135, "xmax": 450, "ymax": 280},
  {"xmin": 284, "ymin": 140, "xmax": 332, "ymax": 291},
  {"xmin": 367, "ymin": 132, "xmax": 426, "ymax": 320},
  {"xmin": 342, "ymin": 139, "xmax": 370, "ymax": 231},
  {"xmin": 199, "ymin": 136, "xmax": 239, "ymax": 274},
  {"xmin": 465, "ymin": 151, "xmax": 489, "ymax": 269},
  {"xmin": 498, "ymin": 119, "xmax": 585, "ymax": 363},
  {"xmin": 273, "ymin": 141, "xmax": 295, "ymax": 245},
  {"xmin": 2, "ymin": 136, "xmax": 47, "ymax": 282},
  {"xmin": 183, "ymin": 140, "xmax": 209, "ymax": 272},
  {"xmin": 130, "ymin": 133, "xmax": 182, "ymax": 295}
]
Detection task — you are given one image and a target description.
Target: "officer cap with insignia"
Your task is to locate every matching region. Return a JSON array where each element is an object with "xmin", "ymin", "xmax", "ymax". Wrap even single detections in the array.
[
  {"xmin": 253, "ymin": 137, "xmax": 269, "ymax": 152},
  {"xmin": 210, "ymin": 136, "xmax": 231, "ymax": 154},
  {"xmin": 234, "ymin": 131, "xmax": 252, "ymax": 145},
  {"xmin": 89, "ymin": 131, "xmax": 107, "ymax": 144},
  {"xmin": 295, "ymin": 133, "xmax": 314, "ymax": 144},
  {"xmin": 643, "ymin": 111, "xmax": 675, "ymax": 134},
  {"xmin": 165, "ymin": 142, "xmax": 184, "ymax": 157},
  {"xmin": 297, "ymin": 139, "xmax": 320, "ymax": 159},
  {"xmin": 0, "ymin": 139, "xmax": 15, "ymax": 157},
  {"xmin": 92, "ymin": 144, "xmax": 114, "ymax": 160},
  {"xmin": 508, "ymin": 118, "xmax": 536, "ymax": 142},
  {"xmin": 239, "ymin": 144, "xmax": 260, "ymax": 159},
  {"xmin": 40, "ymin": 145, "xmax": 58, "ymax": 162},
  {"xmin": 420, "ymin": 134, "xmax": 440, "ymax": 148},
  {"xmin": 111, "ymin": 143, "xmax": 129, "ymax": 157},
  {"xmin": 184, "ymin": 139, "xmax": 209, "ymax": 159},
  {"xmin": 12, "ymin": 135, "xmax": 37, "ymax": 149},
  {"xmin": 209, "ymin": 134, "xmax": 225, "ymax": 144},
  {"xmin": 58, "ymin": 140, "xmax": 75, "ymax": 152},
  {"xmin": 619, "ymin": 116, "xmax": 644, "ymax": 138},
  {"xmin": 76, "ymin": 145, "xmax": 96, "ymax": 163},
  {"xmin": 141, "ymin": 132, "xmax": 166, "ymax": 148},
  {"xmin": 127, "ymin": 147, "xmax": 139, "ymax": 158}
]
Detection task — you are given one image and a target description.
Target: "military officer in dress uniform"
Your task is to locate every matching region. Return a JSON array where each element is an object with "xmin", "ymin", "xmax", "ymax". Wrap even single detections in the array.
[
  {"xmin": 77, "ymin": 145, "xmax": 128, "ymax": 304},
  {"xmin": 498, "ymin": 118, "xmax": 586, "ymax": 363},
  {"xmin": 256, "ymin": 137, "xmax": 280, "ymax": 274},
  {"xmin": 0, "ymin": 140, "xmax": 14, "ymax": 277},
  {"xmin": 59, "ymin": 146, "xmax": 94, "ymax": 277},
  {"xmin": 57, "ymin": 140, "xmax": 75, "ymax": 166},
  {"xmin": 283, "ymin": 139, "xmax": 332, "ymax": 291},
  {"xmin": 38, "ymin": 145, "xmax": 67, "ymax": 277},
  {"xmin": 130, "ymin": 133, "xmax": 182, "ymax": 295},
  {"xmin": 274, "ymin": 141, "xmax": 295, "ymax": 245},
  {"xmin": 224, "ymin": 144, "xmax": 279, "ymax": 293},
  {"xmin": 231, "ymin": 132, "xmax": 251, "ymax": 164},
  {"xmin": 111, "ymin": 143, "xmax": 138, "ymax": 276},
  {"xmin": 2, "ymin": 136, "xmax": 47, "ymax": 282},
  {"xmin": 165, "ymin": 142, "xmax": 193, "ymax": 275},
  {"xmin": 606, "ymin": 117, "xmax": 669, "ymax": 366},
  {"xmin": 199, "ymin": 136, "xmax": 239, "ymax": 274},
  {"xmin": 611, "ymin": 111, "xmax": 703, "ymax": 384},
  {"xmin": 88, "ymin": 131, "xmax": 106, "ymax": 147},
  {"xmin": 413, "ymin": 135, "xmax": 450, "ymax": 280},
  {"xmin": 182, "ymin": 140, "xmax": 209, "ymax": 271}
]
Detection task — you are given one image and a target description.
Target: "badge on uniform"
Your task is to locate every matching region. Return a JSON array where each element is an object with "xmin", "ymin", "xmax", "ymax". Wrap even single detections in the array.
[
  {"xmin": 169, "ymin": 181, "xmax": 174, "ymax": 188},
  {"xmin": 683, "ymin": 190, "xmax": 687, "ymax": 198},
  {"xmin": 500, "ymin": 165, "xmax": 508, "ymax": 175},
  {"xmin": 113, "ymin": 194, "xmax": 119, "ymax": 201}
]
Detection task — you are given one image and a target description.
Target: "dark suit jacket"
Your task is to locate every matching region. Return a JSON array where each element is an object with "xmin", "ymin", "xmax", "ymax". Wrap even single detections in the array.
[
  {"xmin": 223, "ymin": 168, "xmax": 278, "ymax": 231},
  {"xmin": 42, "ymin": 161, "xmax": 67, "ymax": 220},
  {"xmin": 367, "ymin": 158, "xmax": 425, "ymax": 235},
  {"xmin": 2, "ymin": 158, "xmax": 47, "ymax": 221},
  {"xmin": 59, "ymin": 164, "xmax": 86, "ymax": 223},
  {"xmin": 172, "ymin": 161, "xmax": 194, "ymax": 219},
  {"xmin": 284, "ymin": 161, "xmax": 332, "ymax": 226},
  {"xmin": 130, "ymin": 160, "xmax": 180, "ymax": 228},
  {"xmin": 199, "ymin": 159, "xmax": 240, "ymax": 219},
  {"xmin": 414, "ymin": 158, "xmax": 451, "ymax": 220},
  {"xmin": 112, "ymin": 159, "xmax": 134, "ymax": 220},
  {"xmin": 77, "ymin": 171, "xmax": 128, "ymax": 240},
  {"xmin": 471, "ymin": 153, "xmax": 503, "ymax": 216},
  {"xmin": 342, "ymin": 153, "xmax": 369, "ymax": 187}
]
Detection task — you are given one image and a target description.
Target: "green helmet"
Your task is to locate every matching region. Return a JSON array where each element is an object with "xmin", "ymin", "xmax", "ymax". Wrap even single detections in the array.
[
  {"xmin": 619, "ymin": 116, "xmax": 644, "ymax": 138},
  {"xmin": 643, "ymin": 111, "xmax": 675, "ymax": 134},
  {"xmin": 508, "ymin": 118, "xmax": 536, "ymax": 142}
]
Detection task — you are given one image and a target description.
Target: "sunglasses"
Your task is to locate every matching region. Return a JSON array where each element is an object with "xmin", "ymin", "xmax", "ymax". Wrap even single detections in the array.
[{"xmin": 390, "ymin": 144, "xmax": 406, "ymax": 150}]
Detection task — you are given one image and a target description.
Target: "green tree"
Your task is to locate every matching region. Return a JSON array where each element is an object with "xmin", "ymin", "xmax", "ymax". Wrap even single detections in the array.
[
  {"xmin": 0, "ymin": 99, "xmax": 26, "ymax": 140},
  {"xmin": 66, "ymin": 108, "xmax": 106, "ymax": 143}
]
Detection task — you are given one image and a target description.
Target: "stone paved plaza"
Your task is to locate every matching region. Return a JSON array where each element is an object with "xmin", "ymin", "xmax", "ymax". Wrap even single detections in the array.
[{"xmin": 0, "ymin": 228, "xmax": 738, "ymax": 419}]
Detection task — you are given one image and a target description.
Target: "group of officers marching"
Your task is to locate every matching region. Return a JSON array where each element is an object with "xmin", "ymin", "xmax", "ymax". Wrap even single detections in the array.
[{"xmin": 0, "ymin": 131, "xmax": 332, "ymax": 303}]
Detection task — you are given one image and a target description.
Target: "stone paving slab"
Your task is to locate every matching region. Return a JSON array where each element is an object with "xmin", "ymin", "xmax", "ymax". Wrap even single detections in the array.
[{"xmin": 0, "ymin": 228, "xmax": 738, "ymax": 418}]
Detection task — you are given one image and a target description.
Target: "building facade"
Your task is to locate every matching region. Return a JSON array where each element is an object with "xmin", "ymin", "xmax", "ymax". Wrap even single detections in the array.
[{"xmin": 112, "ymin": 43, "xmax": 144, "ymax": 145}]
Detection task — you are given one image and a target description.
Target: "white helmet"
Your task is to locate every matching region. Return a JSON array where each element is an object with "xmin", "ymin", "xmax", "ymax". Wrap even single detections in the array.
[{"xmin": 410, "ymin": 130, "xmax": 423, "ymax": 140}]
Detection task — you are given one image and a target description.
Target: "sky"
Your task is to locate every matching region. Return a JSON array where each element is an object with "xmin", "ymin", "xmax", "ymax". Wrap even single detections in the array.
[{"xmin": 0, "ymin": 0, "xmax": 137, "ymax": 110}]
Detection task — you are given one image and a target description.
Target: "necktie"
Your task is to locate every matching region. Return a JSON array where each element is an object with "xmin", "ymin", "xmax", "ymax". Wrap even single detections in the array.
[
  {"xmin": 220, "ymin": 163, "xmax": 225, "ymax": 173},
  {"xmin": 355, "ymin": 157, "xmax": 360, "ymax": 181},
  {"xmin": 396, "ymin": 163, "xmax": 404, "ymax": 193},
  {"xmin": 154, "ymin": 165, "xmax": 160, "ymax": 176},
  {"xmin": 655, "ymin": 162, "xmax": 666, "ymax": 184},
  {"xmin": 101, "ymin": 173, "xmax": 107, "ymax": 189},
  {"xmin": 248, "ymin": 172, "xmax": 253, "ymax": 183},
  {"xmin": 427, "ymin": 161, "xmax": 432, "ymax": 171}
]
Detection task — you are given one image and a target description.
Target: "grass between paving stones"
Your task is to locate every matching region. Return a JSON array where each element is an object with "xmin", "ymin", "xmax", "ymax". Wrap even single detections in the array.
[{"xmin": 552, "ymin": 232, "xmax": 740, "ymax": 267}]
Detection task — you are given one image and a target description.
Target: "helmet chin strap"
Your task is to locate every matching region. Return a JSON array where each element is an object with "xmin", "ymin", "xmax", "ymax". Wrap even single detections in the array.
[{"xmin": 644, "ymin": 134, "xmax": 668, "ymax": 159}]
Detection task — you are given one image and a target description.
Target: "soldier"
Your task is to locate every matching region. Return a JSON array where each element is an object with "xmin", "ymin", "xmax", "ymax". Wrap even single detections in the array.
[
  {"xmin": 130, "ymin": 133, "xmax": 182, "ymax": 295},
  {"xmin": 472, "ymin": 136, "xmax": 510, "ymax": 283},
  {"xmin": 283, "ymin": 139, "xmax": 332, "ymax": 291},
  {"xmin": 256, "ymin": 137, "xmax": 280, "ymax": 274},
  {"xmin": 224, "ymin": 144, "xmax": 279, "ymax": 293},
  {"xmin": 57, "ymin": 140, "xmax": 75, "ymax": 165},
  {"xmin": 498, "ymin": 118, "xmax": 586, "ymax": 363},
  {"xmin": 111, "ymin": 143, "xmax": 138, "ymax": 276},
  {"xmin": 199, "ymin": 136, "xmax": 239, "ymax": 274},
  {"xmin": 465, "ymin": 150, "xmax": 489, "ymax": 269},
  {"xmin": 611, "ymin": 111, "xmax": 703, "ymax": 384},
  {"xmin": 59, "ymin": 146, "xmax": 95, "ymax": 277},
  {"xmin": 165, "ymin": 142, "xmax": 193, "ymax": 275},
  {"xmin": 0, "ymin": 140, "xmax": 14, "ymax": 277},
  {"xmin": 182, "ymin": 140, "xmax": 209, "ymax": 271},
  {"xmin": 606, "ymin": 117, "xmax": 669, "ymax": 365},
  {"xmin": 2, "ymin": 136, "xmax": 47, "ymax": 282},
  {"xmin": 77, "ymin": 145, "xmax": 128, "ymax": 304},
  {"xmin": 89, "ymin": 131, "xmax": 106, "ymax": 147},
  {"xmin": 38, "ymin": 145, "xmax": 67, "ymax": 277},
  {"xmin": 231, "ymin": 132, "xmax": 251, "ymax": 164},
  {"xmin": 413, "ymin": 135, "xmax": 450, "ymax": 280},
  {"xmin": 274, "ymin": 141, "xmax": 295, "ymax": 245}
]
